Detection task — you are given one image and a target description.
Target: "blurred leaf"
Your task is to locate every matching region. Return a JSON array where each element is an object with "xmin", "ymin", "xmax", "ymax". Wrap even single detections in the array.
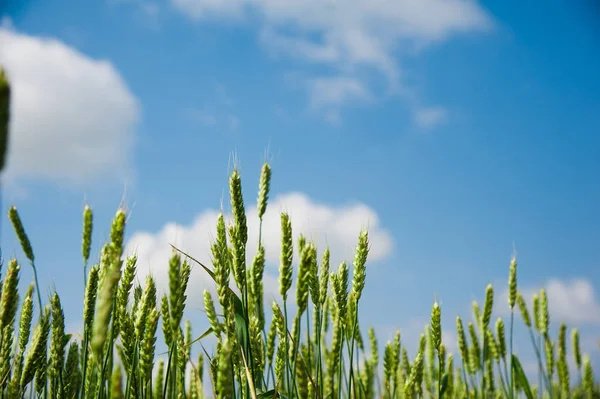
[
  {"xmin": 512, "ymin": 355, "xmax": 534, "ymax": 399},
  {"xmin": 256, "ymin": 389, "xmax": 280, "ymax": 399},
  {"xmin": 0, "ymin": 67, "xmax": 10, "ymax": 173},
  {"xmin": 440, "ymin": 372, "xmax": 449, "ymax": 398}
]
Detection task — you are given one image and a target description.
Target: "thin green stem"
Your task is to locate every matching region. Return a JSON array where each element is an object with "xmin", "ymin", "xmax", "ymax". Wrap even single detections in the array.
[
  {"xmin": 29, "ymin": 261, "xmax": 43, "ymax": 317},
  {"xmin": 527, "ymin": 327, "xmax": 551, "ymax": 396},
  {"xmin": 438, "ymin": 354, "xmax": 442, "ymax": 398},
  {"xmin": 125, "ymin": 340, "xmax": 140, "ymax": 399},
  {"xmin": 305, "ymin": 309, "xmax": 311, "ymax": 376},
  {"xmin": 283, "ymin": 300, "xmax": 291, "ymax": 395},
  {"xmin": 496, "ymin": 360, "xmax": 510, "ymax": 399},
  {"xmin": 242, "ymin": 283, "xmax": 254, "ymax": 398},
  {"xmin": 316, "ymin": 306, "xmax": 323, "ymax": 399},
  {"xmin": 162, "ymin": 341, "xmax": 175, "ymax": 399},
  {"xmin": 509, "ymin": 311, "xmax": 515, "ymax": 399},
  {"xmin": 482, "ymin": 329, "xmax": 487, "ymax": 397},
  {"xmin": 461, "ymin": 363, "xmax": 470, "ymax": 397},
  {"xmin": 347, "ymin": 307, "xmax": 359, "ymax": 399},
  {"xmin": 336, "ymin": 324, "xmax": 345, "ymax": 399},
  {"xmin": 81, "ymin": 332, "xmax": 90, "ymax": 399}
]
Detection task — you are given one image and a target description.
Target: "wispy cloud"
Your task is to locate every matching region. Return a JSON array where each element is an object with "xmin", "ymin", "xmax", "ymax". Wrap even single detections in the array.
[
  {"xmin": 110, "ymin": 0, "xmax": 162, "ymax": 28},
  {"xmin": 413, "ymin": 106, "xmax": 448, "ymax": 129},
  {"xmin": 216, "ymin": 84, "xmax": 234, "ymax": 106},
  {"xmin": 184, "ymin": 84, "xmax": 241, "ymax": 130},
  {"xmin": 170, "ymin": 0, "xmax": 494, "ymax": 120}
]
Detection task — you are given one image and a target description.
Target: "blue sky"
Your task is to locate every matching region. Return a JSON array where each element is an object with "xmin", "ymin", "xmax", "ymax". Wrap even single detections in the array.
[{"xmin": 0, "ymin": 0, "xmax": 599, "ymax": 375}]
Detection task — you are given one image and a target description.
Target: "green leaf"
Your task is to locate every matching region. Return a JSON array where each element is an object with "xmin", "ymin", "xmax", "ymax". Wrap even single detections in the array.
[
  {"xmin": 170, "ymin": 244, "xmax": 217, "ymax": 279},
  {"xmin": 158, "ymin": 327, "xmax": 214, "ymax": 356},
  {"xmin": 233, "ymin": 293, "xmax": 249, "ymax": 358},
  {"xmin": 256, "ymin": 389, "xmax": 280, "ymax": 399},
  {"xmin": 439, "ymin": 373, "xmax": 449, "ymax": 398},
  {"xmin": 188, "ymin": 327, "xmax": 214, "ymax": 346},
  {"xmin": 171, "ymin": 243, "xmax": 245, "ymax": 300},
  {"xmin": 171, "ymin": 243, "xmax": 252, "ymax": 353},
  {"xmin": 512, "ymin": 354, "xmax": 534, "ymax": 399}
]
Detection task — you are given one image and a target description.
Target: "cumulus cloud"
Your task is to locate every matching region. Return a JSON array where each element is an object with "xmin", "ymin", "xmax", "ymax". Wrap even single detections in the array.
[
  {"xmin": 0, "ymin": 27, "xmax": 140, "ymax": 184},
  {"xmin": 499, "ymin": 278, "xmax": 600, "ymax": 325},
  {"xmin": 171, "ymin": 0, "xmax": 493, "ymax": 117},
  {"xmin": 125, "ymin": 192, "xmax": 394, "ymax": 305}
]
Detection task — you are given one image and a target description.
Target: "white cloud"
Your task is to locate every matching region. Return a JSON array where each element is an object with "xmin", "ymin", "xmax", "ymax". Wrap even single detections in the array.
[
  {"xmin": 140, "ymin": 2, "xmax": 160, "ymax": 17},
  {"xmin": 0, "ymin": 27, "xmax": 140, "ymax": 183},
  {"xmin": 308, "ymin": 76, "xmax": 370, "ymax": 109},
  {"xmin": 499, "ymin": 278, "xmax": 600, "ymax": 325},
  {"xmin": 413, "ymin": 106, "xmax": 447, "ymax": 129},
  {"xmin": 185, "ymin": 107, "xmax": 219, "ymax": 126},
  {"xmin": 184, "ymin": 107, "xmax": 241, "ymax": 131},
  {"xmin": 171, "ymin": 0, "xmax": 493, "ymax": 116},
  {"xmin": 125, "ymin": 192, "xmax": 394, "ymax": 306},
  {"xmin": 109, "ymin": 0, "xmax": 161, "ymax": 21},
  {"xmin": 301, "ymin": 76, "xmax": 370, "ymax": 123},
  {"xmin": 172, "ymin": 0, "xmax": 248, "ymax": 20}
]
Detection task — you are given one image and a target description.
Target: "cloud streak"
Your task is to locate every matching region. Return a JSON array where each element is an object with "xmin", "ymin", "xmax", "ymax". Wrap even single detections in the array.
[{"xmin": 171, "ymin": 0, "xmax": 493, "ymax": 119}]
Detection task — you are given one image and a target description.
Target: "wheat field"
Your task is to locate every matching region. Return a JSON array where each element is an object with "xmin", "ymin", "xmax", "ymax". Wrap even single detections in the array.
[{"xmin": 0, "ymin": 66, "xmax": 599, "ymax": 399}]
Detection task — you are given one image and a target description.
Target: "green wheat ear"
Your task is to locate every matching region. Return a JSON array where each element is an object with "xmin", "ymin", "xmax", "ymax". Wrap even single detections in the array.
[
  {"xmin": 257, "ymin": 161, "xmax": 271, "ymax": 219},
  {"xmin": 154, "ymin": 359, "xmax": 165, "ymax": 398},
  {"xmin": 516, "ymin": 291, "xmax": 531, "ymax": 328},
  {"xmin": 279, "ymin": 212, "xmax": 293, "ymax": 299},
  {"xmin": 229, "ymin": 167, "xmax": 248, "ymax": 292},
  {"xmin": 49, "ymin": 292, "xmax": 67, "ymax": 397},
  {"xmin": 351, "ymin": 230, "xmax": 369, "ymax": 302},
  {"xmin": 296, "ymin": 240, "xmax": 313, "ymax": 315},
  {"xmin": 582, "ymin": 355, "xmax": 594, "ymax": 396},
  {"xmin": 472, "ymin": 301, "xmax": 481, "ymax": 328},
  {"xmin": 539, "ymin": 288, "xmax": 549, "ymax": 335},
  {"xmin": 456, "ymin": 316, "xmax": 469, "ymax": 365},
  {"xmin": 203, "ymin": 289, "xmax": 221, "ymax": 336},
  {"xmin": 430, "ymin": 301, "xmax": 442, "ymax": 352},
  {"xmin": 482, "ymin": 284, "xmax": 494, "ymax": 328},
  {"xmin": 571, "ymin": 328, "xmax": 581, "ymax": 370},
  {"xmin": 63, "ymin": 342, "xmax": 80, "ymax": 398},
  {"xmin": 111, "ymin": 365, "xmax": 123, "ymax": 399},
  {"xmin": 508, "ymin": 256, "xmax": 517, "ymax": 309},
  {"xmin": 8, "ymin": 206, "xmax": 34, "ymax": 262},
  {"xmin": 532, "ymin": 293, "xmax": 541, "ymax": 332},
  {"xmin": 495, "ymin": 318, "xmax": 506, "ymax": 359},
  {"xmin": 216, "ymin": 339, "xmax": 233, "ymax": 398},
  {"xmin": 319, "ymin": 248, "xmax": 330, "ymax": 306},
  {"xmin": 139, "ymin": 308, "xmax": 159, "ymax": 385},
  {"xmin": 21, "ymin": 306, "xmax": 51, "ymax": 389},
  {"xmin": 82, "ymin": 205, "xmax": 93, "ymax": 265},
  {"xmin": 91, "ymin": 209, "xmax": 126, "ymax": 360},
  {"xmin": 0, "ymin": 258, "xmax": 20, "ymax": 331}
]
